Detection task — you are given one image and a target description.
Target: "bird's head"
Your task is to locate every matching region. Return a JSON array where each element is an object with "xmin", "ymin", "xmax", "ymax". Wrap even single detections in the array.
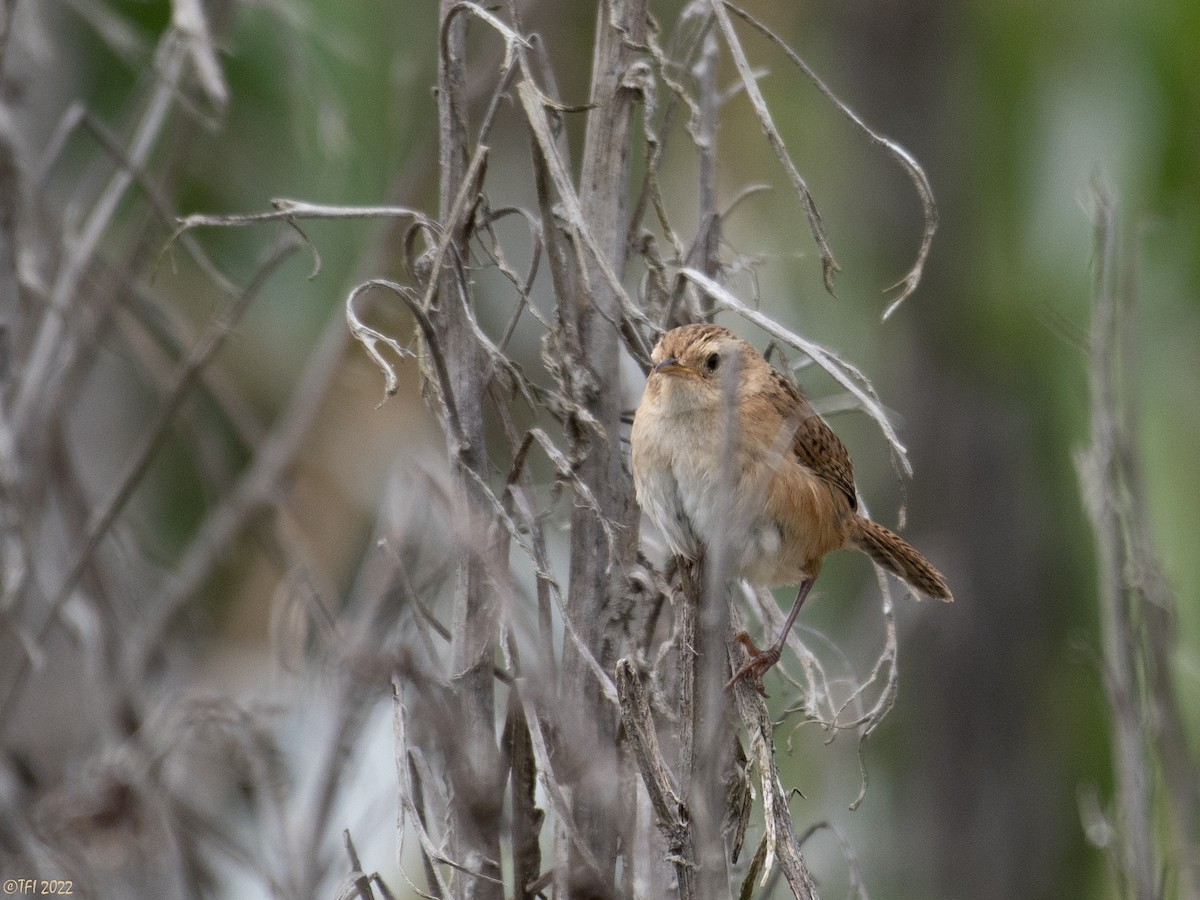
[{"xmin": 646, "ymin": 323, "xmax": 766, "ymax": 410}]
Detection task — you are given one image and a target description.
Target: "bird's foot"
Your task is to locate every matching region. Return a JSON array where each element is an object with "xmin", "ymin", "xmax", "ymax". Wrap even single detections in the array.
[{"xmin": 725, "ymin": 631, "xmax": 782, "ymax": 697}]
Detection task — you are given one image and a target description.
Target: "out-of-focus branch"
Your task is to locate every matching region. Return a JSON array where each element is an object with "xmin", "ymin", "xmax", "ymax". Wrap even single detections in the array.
[
  {"xmin": 616, "ymin": 659, "xmax": 698, "ymax": 898},
  {"xmin": 1077, "ymin": 190, "xmax": 1199, "ymax": 899},
  {"xmin": 0, "ymin": 236, "xmax": 302, "ymax": 735},
  {"xmin": 14, "ymin": 28, "xmax": 189, "ymax": 445}
]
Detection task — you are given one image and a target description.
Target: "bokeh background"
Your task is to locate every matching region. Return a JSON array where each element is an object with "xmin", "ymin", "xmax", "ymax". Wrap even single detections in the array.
[{"xmin": 3, "ymin": 1, "xmax": 1198, "ymax": 898}]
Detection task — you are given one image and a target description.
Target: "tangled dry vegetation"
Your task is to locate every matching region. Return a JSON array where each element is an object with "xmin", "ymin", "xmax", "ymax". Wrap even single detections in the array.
[{"xmin": 0, "ymin": 1, "xmax": 949, "ymax": 897}]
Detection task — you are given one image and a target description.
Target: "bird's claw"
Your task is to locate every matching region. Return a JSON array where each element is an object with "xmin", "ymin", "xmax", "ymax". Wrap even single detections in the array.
[{"xmin": 725, "ymin": 631, "xmax": 781, "ymax": 697}]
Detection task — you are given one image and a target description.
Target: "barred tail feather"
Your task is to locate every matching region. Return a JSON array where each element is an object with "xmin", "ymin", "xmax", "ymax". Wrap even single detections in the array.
[{"xmin": 852, "ymin": 516, "xmax": 953, "ymax": 601}]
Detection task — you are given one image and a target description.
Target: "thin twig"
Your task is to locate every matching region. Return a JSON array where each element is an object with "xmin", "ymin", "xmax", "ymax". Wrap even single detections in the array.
[
  {"xmin": 134, "ymin": 279, "xmax": 359, "ymax": 673},
  {"xmin": 722, "ymin": 1, "xmax": 937, "ymax": 315},
  {"xmin": 15, "ymin": 31, "xmax": 190, "ymax": 437},
  {"xmin": 0, "ymin": 237, "xmax": 302, "ymax": 735},
  {"xmin": 709, "ymin": 0, "xmax": 840, "ymax": 294}
]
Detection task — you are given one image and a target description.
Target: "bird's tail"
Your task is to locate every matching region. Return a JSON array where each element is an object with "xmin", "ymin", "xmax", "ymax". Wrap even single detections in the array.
[{"xmin": 852, "ymin": 515, "xmax": 953, "ymax": 601}]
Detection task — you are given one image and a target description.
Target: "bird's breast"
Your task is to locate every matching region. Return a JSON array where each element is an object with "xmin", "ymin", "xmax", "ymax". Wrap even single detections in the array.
[
  {"xmin": 631, "ymin": 404, "xmax": 708, "ymax": 559},
  {"xmin": 632, "ymin": 399, "xmax": 849, "ymax": 586}
]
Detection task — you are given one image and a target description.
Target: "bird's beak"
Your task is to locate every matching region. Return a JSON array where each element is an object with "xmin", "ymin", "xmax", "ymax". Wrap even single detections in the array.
[{"xmin": 651, "ymin": 357, "xmax": 696, "ymax": 378}]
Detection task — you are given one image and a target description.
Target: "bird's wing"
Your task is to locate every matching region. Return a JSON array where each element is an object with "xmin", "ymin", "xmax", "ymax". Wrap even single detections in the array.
[{"xmin": 768, "ymin": 370, "xmax": 857, "ymax": 510}]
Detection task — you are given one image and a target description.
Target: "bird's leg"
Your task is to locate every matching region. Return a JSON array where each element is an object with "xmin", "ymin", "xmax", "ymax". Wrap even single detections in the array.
[{"xmin": 725, "ymin": 577, "xmax": 815, "ymax": 697}]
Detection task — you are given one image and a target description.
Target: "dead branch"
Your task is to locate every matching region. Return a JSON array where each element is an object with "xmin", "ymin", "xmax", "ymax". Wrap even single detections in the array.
[{"xmin": 1077, "ymin": 189, "xmax": 1200, "ymax": 900}]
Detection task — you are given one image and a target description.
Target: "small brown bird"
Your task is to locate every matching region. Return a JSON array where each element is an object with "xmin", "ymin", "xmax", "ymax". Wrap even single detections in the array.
[{"xmin": 630, "ymin": 323, "xmax": 952, "ymax": 694}]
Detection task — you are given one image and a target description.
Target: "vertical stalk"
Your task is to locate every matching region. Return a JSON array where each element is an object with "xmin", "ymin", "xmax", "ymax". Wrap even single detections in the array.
[
  {"xmin": 690, "ymin": 33, "xmax": 733, "ymax": 894},
  {"xmin": 1081, "ymin": 196, "xmax": 1154, "ymax": 900},
  {"xmin": 695, "ymin": 27, "xmax": 720, "ymax": 320},
  {"xmin": 560, "ymin": 0, "xmax": 647, "ymax": 894},
  {"xmin": 678, "ymin": 557, "xmax": 731, "ymax": 900},
  {"xmin": 437, "ymin": 4, "xmax": 502, "ymax": 897}
]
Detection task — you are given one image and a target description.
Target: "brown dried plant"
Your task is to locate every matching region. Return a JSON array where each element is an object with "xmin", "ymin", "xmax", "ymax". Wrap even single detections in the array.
[{"xmin": 0, "ymin": 2, "xmax": 940, "ymax": 898}]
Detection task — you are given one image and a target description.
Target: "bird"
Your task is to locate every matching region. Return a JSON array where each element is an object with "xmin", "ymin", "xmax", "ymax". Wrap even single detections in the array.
[{"xmin": 630, "ymin": 322, "xmax": 952, "ymax": 695}]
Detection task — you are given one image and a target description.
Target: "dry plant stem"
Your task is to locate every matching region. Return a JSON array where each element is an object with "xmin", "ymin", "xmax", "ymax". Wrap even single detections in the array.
[
  {"xmin": 694, "ymin": 28, "xmax": 721, "ymax": 318},
  {"xmin": 720, "ymin": 1, "xmax": 936, "ymax": 316},
  {"xmin": 1078, "ymin": 194, "xmax": 1199, "ymax": 900},
  {"xmin": 514, "ymin": 73, "xmax": 652, "ymax": 356},
  {"xmin": 500, "ymin": 436, "xmax": 556, "ymax": 669},
  {"xmin": 626, "ymin": 6, "xmax": 716, "ymax": 261},
  {"xmin": 616, "ymin": 659, "xmax": 699, "ymax": 898},
  {"xmin": 730, "ymin": 671, "xmax": 819, "ymax": 900},
  {"xmin": 34, "ymin": 223, "xmax": 182, "ymax": 478},
  {"xmin": 1080, "ymin": 198, "xmax": 1154, "ymax": 900},
  {"xmin": 680, "ymin": 558, "xmax": 732, "ymax": 898},
  {"xmin": 116, "ymin": 275, "xmax": 265, "ymax": 449},
  {"xmin": 685, "ymin": 355, "xmax": 741, "ymax": 895},
  {"xmin": 142, "ymin": 144, "xmax": 456, "ymax": 666},
  {"xmin": 842, "ymin": 569, "xmax": 898, "ymax": 812},
  {"xmin": 793, "ymin": 823, "xmax": 868, "ymax": 900},
  {"xmin": 516, "ymin": 691, "xmax": 608, "ymax": 882},
  {"xmin": 174, "ymin": 199, "xmax": 427, "ymax": 243},
  {"xmin": 14, "ymin": 28, "xmax": 187, "ymax": 443},
  {"xmin": 503, "ymin": 690, "xmax": 543, "ymax": 900},
  {"xmin": 170, "ymin": 0, "xmax": 230, "ymax": 111},
  {"xmin": 38, "ymin": 104, "xmax": 237, "ymax": 294},
  {"xmin": 1102, "ymin": 229, "xmax": 1200, "ymax": 898},
  {"xmin": 0, "ymin": 237, "xmax": 301, "ymax": 734},
  {"xmin": 436, "ymin": 3, "xmax": 504, "ymax": 897},
  {"xmin": 555, "ymin": 1, "xmax": 647, "ymax": 893},
  {"xmin": 134, "ymin": 281, "xmax": 353, "ymax": 670},
  {"xmin": 1131, "ymin": 506, "xmax": 1200, "ymax": 886},
  {"xmin": 394, "ymin": 680, "xmax": 454, "ymax": 899},
  {"xmin": 339, "ymin": 829, "xmax": 374, "ymax": 900},
  {"xmin": 708, "ymin": 0, "xmax": 839, "ymax": 294},
  {"xmin": 290, "ymin": 683, "xmax": 376, "ymax": 895}
]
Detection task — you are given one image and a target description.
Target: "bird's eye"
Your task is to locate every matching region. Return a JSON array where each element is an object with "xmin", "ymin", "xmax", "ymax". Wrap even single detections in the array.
[{"xmin": 705, "ymin": 352, "xmax": 720, "ymax": 372}]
